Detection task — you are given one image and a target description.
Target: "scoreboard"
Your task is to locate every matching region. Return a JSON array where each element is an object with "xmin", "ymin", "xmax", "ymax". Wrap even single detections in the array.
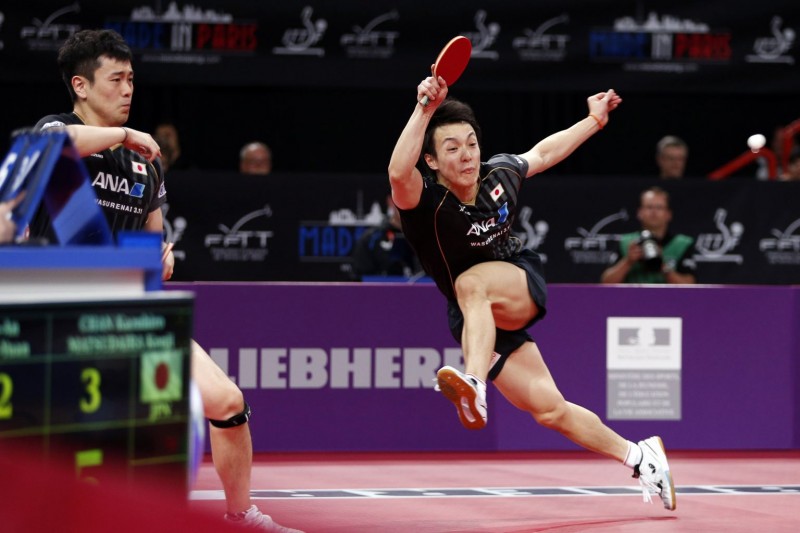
[{"xmin": 0, "ymin": 292, "xmax": 194, "ymax": 490}]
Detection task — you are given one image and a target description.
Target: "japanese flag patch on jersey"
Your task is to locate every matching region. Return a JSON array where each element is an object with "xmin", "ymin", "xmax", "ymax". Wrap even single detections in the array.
[
  {"xmin": 490, "ymin": 183, "xmax": 505, "ymax": 202},
  {"xmin": 132, "ymin": 161, "xmax": 148, "ymax": 175}
]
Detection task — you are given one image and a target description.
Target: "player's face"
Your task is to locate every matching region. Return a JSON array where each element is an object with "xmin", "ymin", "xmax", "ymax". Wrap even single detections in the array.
[
  {"xmin": 428, "ymin": 122, "xmax": 480, "ymax": 189},
  {"xmin": 83, "ymin": 56, "xmax": 134, "ymax": 126}
]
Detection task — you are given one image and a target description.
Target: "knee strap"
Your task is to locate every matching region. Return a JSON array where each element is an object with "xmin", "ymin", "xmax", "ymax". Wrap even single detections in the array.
[{"xmin": 208, "ymin": 401, "xmax": 251, "ymax": 428}]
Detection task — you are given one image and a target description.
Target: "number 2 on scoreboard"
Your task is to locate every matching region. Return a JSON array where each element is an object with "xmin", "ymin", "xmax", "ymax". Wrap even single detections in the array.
[{"xmin": 0, "ymin": 373, "xmax": 12, "ymax": 419}]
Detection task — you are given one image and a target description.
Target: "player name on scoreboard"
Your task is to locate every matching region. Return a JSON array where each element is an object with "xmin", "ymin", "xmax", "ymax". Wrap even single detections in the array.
[{"xmin": 0, "ymin": 293, "xmax": 194, "ymax": 489}]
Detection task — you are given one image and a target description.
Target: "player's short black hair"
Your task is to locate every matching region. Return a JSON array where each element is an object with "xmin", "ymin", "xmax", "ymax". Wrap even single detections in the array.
[
  {"xmin": 57, "ymin": 29, "xmax": 133, "ymax": 102},
  {"xmin": 422, "ymin": 98, "xmax": 483, "ymax": 162}
]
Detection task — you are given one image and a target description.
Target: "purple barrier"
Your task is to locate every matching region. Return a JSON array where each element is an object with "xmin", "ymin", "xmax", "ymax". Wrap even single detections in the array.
[{"xmin": 168, "ymin": 282, "xmax": 800, "ymax": 452}]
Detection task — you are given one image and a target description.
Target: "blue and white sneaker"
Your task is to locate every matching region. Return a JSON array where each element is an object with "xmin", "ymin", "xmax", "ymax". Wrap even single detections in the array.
[
  {"xmin": 435, "ymin": 366, "xmax": 487, "ymax": 430},
  {"xmin": 634, "ymin": 436, "xmax": 677, "ymax": 511}
]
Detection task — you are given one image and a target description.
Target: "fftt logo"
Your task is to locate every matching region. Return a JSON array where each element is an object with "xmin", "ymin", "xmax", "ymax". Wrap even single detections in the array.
[
  {"xmin": 565, "ymin": 209, "xmax": 628, "ymax": 251},
  {"xmin": 514, "ymin": 206, "xmax": 548, "ymax": 255},
  {"xmin": 340, "ymin": 10, "xmax": 399, "ymax": 53},
  {"xmin": 693, "ymin": 208, "xmax": 744, "ymax": 263},
  {"xmin": 462, "ymin": 10, "xmax": 500, "ymax": 59},
  {"xmin": 273, "ymin": 6, "xmax": 327, "ymax": 56},
  {"xmin": 204, "ymin": 206, "xmax": 274, "ymax": 262},
  {"xmin": 760, "ymin": 218, "xmax": 800, "ymax": 252}
]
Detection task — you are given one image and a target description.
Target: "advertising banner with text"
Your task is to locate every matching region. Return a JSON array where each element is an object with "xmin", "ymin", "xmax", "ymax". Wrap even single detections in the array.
[
  {"xmin": 172, "ymin": 282, "xmax": 800, "ymax": 452},
  {"xmin": 1, "ymin": 1, "xmax": 797, "ymax": 93},
  {"xmin": 162, "ymin": 171, "xmax": 800, "ymax": 285}
]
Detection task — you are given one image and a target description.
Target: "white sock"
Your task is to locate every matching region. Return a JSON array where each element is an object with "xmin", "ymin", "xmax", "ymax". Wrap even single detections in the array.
[
  {"xmin": 466, "ymin": 373, "xmax": 485, "ymax": 385},
  {"xmin": 623, "ymin": 440, "xmax": 642, "ymax": 468},
  {"xmin": 466, "ymin": 374, "xmax": 486, "ymax": 392}
]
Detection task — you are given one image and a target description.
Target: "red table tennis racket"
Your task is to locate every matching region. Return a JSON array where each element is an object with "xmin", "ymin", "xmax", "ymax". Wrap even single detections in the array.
[{"xmin": 420, "ymin": 36, "xmax": 472, "ymax": 106}]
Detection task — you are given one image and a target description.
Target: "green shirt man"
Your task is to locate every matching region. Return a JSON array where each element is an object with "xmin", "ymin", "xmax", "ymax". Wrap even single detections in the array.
[
  {"xmin": 616, "ymin": 231, "xmax": 695, "ymax": 283},
  {"xmin": 601, "ymin": 186, "xmax": 697, "ymax": 284}
]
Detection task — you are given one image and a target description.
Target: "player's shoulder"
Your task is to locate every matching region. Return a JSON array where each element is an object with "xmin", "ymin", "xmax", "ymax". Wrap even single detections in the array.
[
  {"xmin": 483, "ymin": 154, "xmax": 528, "ymax": 184},
  {"xmin": 35, "ymin": 112, "xmax": 78, "ymax": 131},
  {"xmin": 486, "ymin": 153, "xmax": 528, "ymax": 174}
]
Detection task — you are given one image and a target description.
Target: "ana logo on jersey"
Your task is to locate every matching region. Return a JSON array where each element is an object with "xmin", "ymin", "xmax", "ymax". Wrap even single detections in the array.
[
  {"xmin": 466, "ymin": 202, "xmax": 509, "ymax": 236},
  {"xmin": 92, "ymin": 172, "xmax": 145, "ymax": 198},
  {"xmin": 467, "ymin": 217, "xmax": 497, "ymax": 236}
]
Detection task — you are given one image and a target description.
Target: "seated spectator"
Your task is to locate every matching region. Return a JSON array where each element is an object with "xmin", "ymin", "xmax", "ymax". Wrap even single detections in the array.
[
  {"xmin": 239, "ymin": 142, "xmax": 272, "ymax": 175},
  {"xmin": 655, "ymin": 135, "xmax": 688, "ymax": 179},
  {"xmin": 350, "ymin": 195, "xmax": 421, "ymax": 280},
  {"xmin": 601, "ymin": 186, "xmax": 696, "ymax": 284},
  {"xmin": 154, "ymin": 122, "xmax": 191, "ymax": 172}
]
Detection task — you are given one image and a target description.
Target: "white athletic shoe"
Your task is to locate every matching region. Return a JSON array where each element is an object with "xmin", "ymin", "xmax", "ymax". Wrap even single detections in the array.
[
  {"xmin": 634, "ymin": 436, "xmax": 677, "ymax": 511},
  {"xmin": 224, "ymin": 505, "xmax": 305, "ymax": 533},
  {"xmin": 435, "ymin": 366, "xmax": 487, "ymax": 430}
]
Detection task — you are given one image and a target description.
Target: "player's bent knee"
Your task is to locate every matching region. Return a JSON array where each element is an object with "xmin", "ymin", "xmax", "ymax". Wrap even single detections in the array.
[
  {"xmin": 532, "ymin": 403, "xmax": 568, "ymax": 430},
  {"xmin": 454, "ymin": 272, "xmax": 486, "ymax": 301},
  {"xmin": 208, "ymin": 401, "xmax": 251, "ymax": 429},
  {"xmin": 204, "ymin": 386, "xmax": 245, "ymax": 421}
]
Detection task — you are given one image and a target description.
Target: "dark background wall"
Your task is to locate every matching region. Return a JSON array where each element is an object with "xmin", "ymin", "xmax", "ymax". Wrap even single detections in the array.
[{"xmin": 1, "ymin": 1, "xmax": 798, "ymax": 178}]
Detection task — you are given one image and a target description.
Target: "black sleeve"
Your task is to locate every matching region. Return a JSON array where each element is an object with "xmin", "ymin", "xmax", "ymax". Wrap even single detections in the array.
[
  {"xmin": 487, "ymin": 153, "xmax": 529, "ymax": 179},
  {"xmin": 35, "ymin": 115, "xmax": 70, "ymax": 131}
]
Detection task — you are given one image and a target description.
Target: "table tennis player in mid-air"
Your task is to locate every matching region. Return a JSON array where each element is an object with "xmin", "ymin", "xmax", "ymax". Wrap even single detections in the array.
[{"xmin": 387, "ymin": 36, "xmax": 676, "ymax": 511}]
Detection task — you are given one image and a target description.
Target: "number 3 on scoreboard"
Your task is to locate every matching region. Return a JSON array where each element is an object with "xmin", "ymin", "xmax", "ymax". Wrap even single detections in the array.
[
  {"xmin": 0, "ymin": 373, "xmax": 12, "ymax": 419},
  {"xmin": 80, "ymin": 367, "xmax": 102, "ymax": 414}
]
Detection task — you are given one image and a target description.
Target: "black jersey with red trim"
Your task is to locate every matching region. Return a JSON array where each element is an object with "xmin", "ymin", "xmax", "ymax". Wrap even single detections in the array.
[
  {"xmin": 399, "ymin": 153, "xmax": 534, "ymax": 302},
  {"xmin": 29, "ymin": 112, "xmax": 166, "ymax": 239}
]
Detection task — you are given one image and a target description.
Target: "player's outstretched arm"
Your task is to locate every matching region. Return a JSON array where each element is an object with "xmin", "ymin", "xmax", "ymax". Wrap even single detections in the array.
[{"xmin": 521, "ymin": 89, "xmax": 622, "ymax": 178}]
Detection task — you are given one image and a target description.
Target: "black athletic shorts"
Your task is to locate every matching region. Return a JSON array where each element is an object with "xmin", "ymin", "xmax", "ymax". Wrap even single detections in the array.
[{"xmin": 446, "ymin": 249, "xmax": 548, "ymax": 381}]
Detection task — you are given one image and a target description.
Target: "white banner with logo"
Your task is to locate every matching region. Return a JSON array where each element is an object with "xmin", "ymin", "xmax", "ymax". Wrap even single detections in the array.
[{"xmin": 606, "ymin": 317, "xmax": 682, "ymax": 420}]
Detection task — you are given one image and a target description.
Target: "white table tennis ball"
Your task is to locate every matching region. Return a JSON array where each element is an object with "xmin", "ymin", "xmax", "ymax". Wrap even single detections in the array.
[{"xmin": 747, "ymin": 133, "xmax": 766, "ymax": 151}]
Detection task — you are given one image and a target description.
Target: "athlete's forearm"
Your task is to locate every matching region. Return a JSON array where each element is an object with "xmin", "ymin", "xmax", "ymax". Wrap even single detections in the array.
[
  {"xmin": 388, "ymin": 103, "xmax": 430, "ymax": 209},
  {"xmin": 62, "ymin": 124, "xmax": 127, "ymax": 157},
  {"xmin": 525, "ymin": 117, "xmax": 599, "ymax": 175},
  {"xmin": 389, "ymin": 103, "xmax": 430, "ymax": 183}
]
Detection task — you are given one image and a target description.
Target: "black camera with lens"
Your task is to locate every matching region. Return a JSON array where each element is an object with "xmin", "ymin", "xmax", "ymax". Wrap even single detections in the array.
[{"xmin": 638, "ymin": 230, "xmax": 662, "ymax": 272}]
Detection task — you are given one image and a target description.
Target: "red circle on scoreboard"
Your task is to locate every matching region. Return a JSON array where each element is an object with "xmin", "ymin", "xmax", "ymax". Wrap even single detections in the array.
[{"xmin": 155, "ymin": 362, "xmax": 170, "ymax": 390}]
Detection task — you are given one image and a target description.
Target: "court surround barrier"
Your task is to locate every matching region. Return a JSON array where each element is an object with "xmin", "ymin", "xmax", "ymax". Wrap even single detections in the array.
[
  {"xmin": 170, "ymin": 282, "xmax": 800, "ymax": 452},
  {"xmin": 163, "ymin": 171, "xmax": 800, "ymax": 285}
]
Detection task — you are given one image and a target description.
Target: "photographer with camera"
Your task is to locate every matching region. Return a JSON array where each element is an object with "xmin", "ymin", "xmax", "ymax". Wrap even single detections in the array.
[{"xmin": 601, "ymin": 186, "xmax": 696, "ymax": 284}]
